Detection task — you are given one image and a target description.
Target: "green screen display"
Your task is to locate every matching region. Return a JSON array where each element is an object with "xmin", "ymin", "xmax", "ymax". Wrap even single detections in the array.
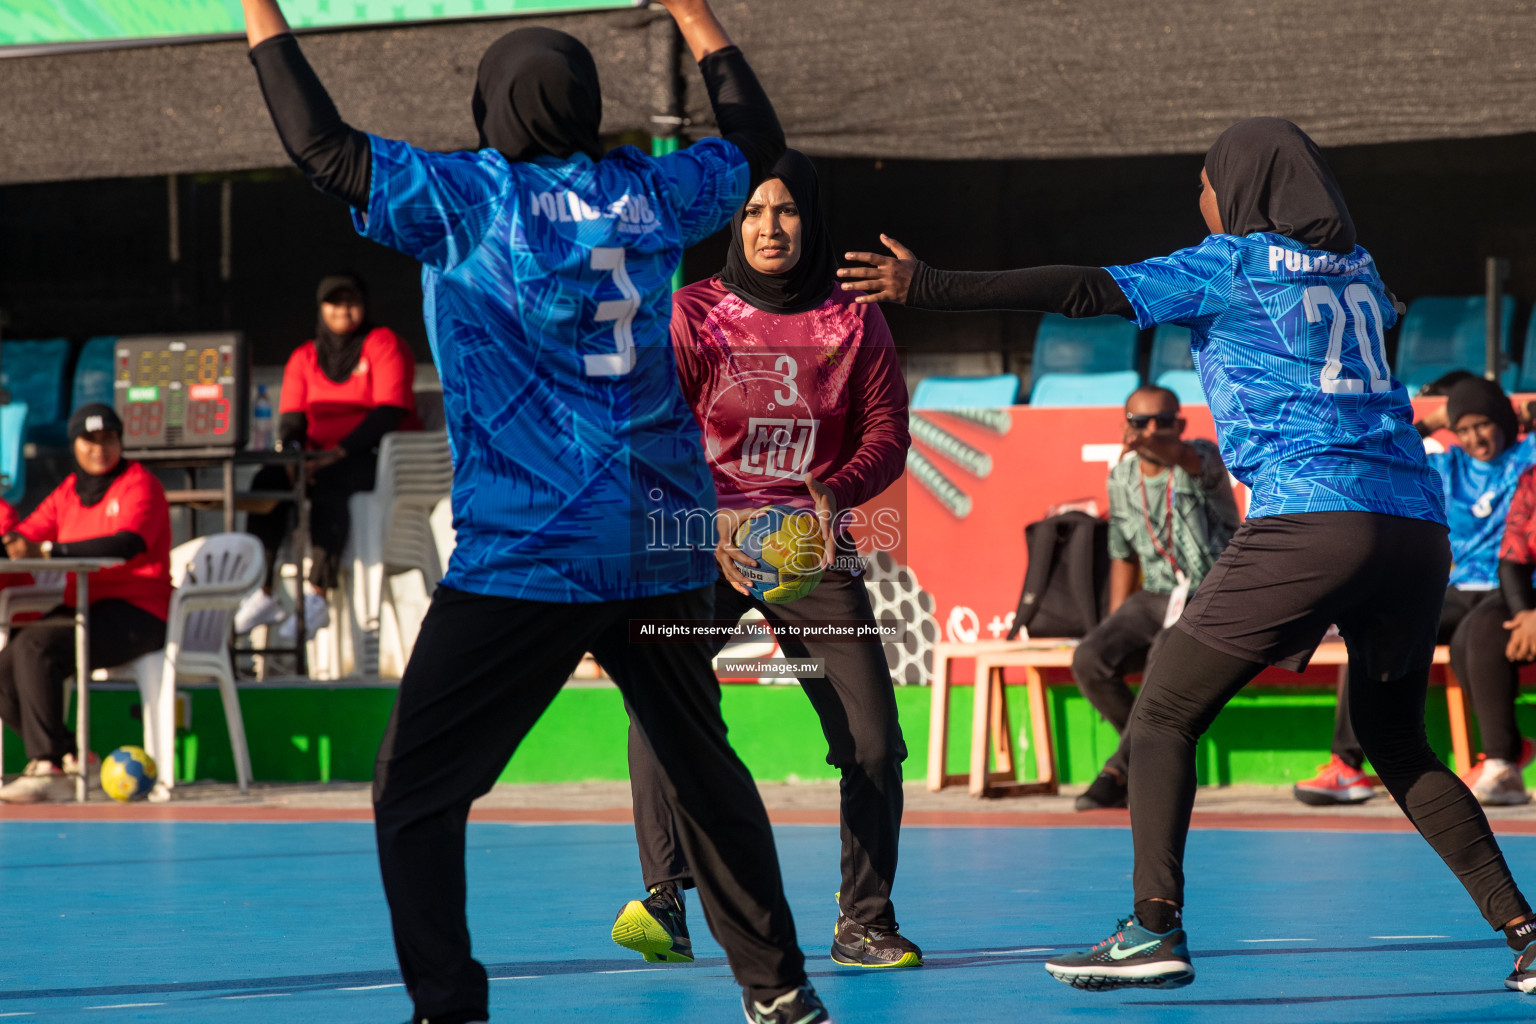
[{"xmin": 1, "ymin": 1, "xmax": 640, "ymax": 50}]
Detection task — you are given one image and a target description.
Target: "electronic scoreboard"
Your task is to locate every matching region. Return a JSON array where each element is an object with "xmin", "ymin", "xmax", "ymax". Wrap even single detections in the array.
[{"xmin": 113, "ymin": 333, "xmax": 248, "ymax": 451}]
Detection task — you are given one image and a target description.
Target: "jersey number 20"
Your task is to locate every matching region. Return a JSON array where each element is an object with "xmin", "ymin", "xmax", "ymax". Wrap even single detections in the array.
[{"xmin": 1303, "ymin": 283, "xmax": 1389, "ymax": 395}]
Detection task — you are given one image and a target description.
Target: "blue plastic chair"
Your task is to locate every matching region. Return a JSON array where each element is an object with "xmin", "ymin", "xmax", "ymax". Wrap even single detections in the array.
[
  {"xmin": 1516, "ymin": 317, "xmax": 1536, "ymax": 393},
  {"xmin": 910, "ymin": 374, "xmax": 1021, "ymax": 410},
  {"xmin": 1032, "ymin": 315, "xmax": 1140, "ymax": 379},
  {"xmin": 1030, "ymin": 370, "xmax": 1142, "ymax": 408},
  {"xmin": 1155, "ymin": 370, "xmax": 1207, "ymax": 407},
  {"xmin": 0, "ymin": 338, "xmax": 70, "ymax": 445},
  {"xmin": 1149, "ymin": 325, "xmax": 1195, "ymax": 381},
  {"xmin": 1395, "ymin": 296, "xmax": 1519, "ymax": 393},
  {"xmin": 71, "ymin": 336, "xmax": 118, "ymax": 412},
  {"xmin": 1, "ymin": 402, "xmax": 29, "ymax": 505}
]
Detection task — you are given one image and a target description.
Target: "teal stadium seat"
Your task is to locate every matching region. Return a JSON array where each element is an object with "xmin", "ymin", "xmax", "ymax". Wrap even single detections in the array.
[
  {"xmin": 72, "ymin": 336, "xmax": 118, "ymax": 412},
  {"xmin": 1, "ymin": 402, "xmax": 29, "ymax": 505},
  {"xmin": 1030, "ymin": 370, "xmax": 1142, "ymax": 408},
  {"xmin": 1155, "ymin": 370, "xmax": 1206, "ymax": 407},
  {"xmin": 1032, "ymin": 314, "xmax": 1140, "ymax": 379},
  {"xmin": 1149, "ymin": 324, "xmax": 1195, "ymax": 380},
  {"xmin": 1518, "ymin": 316, "xmax": 1536, "ymax": 393},
  {"xmin": 1395, "ymin": 296, "xmax": 1518, "ymax": 393},
  {"xmin": 910, "ymin": 374, "xmax": 1021, "ymax": 410},
  {"xmin": 0, "ymin": 338, "xmax": 71, "ymax": 445}
]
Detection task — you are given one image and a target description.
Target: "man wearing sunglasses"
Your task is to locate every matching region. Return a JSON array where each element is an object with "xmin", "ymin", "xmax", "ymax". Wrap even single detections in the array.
[{"xmin": 1073, "ymin": 385, "xmax": 1239, "ymax": 810}]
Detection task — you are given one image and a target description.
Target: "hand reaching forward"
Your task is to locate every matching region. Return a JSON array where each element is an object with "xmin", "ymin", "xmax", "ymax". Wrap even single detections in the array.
[{"xmin": 837, "ymin": 234, "xmax": 919, "ymax": 305}]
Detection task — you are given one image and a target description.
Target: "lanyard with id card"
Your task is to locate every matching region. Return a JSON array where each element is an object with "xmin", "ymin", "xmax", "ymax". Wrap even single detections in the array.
[{"xmin": 1139, "ymin": 473, "xmax": 1189, "ymax": 628}]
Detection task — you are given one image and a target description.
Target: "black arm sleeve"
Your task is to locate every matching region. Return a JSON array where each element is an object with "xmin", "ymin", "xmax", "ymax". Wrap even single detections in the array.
[
  {"xmin": 54, "ymin": 531, "xmax": 147, "ymax": 561},
  {"xmin": 697, "ymin": 45, "xmax": 785, "ymax": 186},
  {"xmin": 907, "ymin": 262, "xmax": 1135, "ymax": 319},
  {"xmin": 278, "ymin": 412, "xmax": 308, "ymax": 451},
  {"xmin": 248, "ymin": 34, "xmax": 372, "ymax": 208},
  {"xmin": 1502, "ymin": 559, "xmax": 1536, "ymax": 615},
  {"xmin": 339, "ymin": 405, "xmax": 408, "ymax": 456}
]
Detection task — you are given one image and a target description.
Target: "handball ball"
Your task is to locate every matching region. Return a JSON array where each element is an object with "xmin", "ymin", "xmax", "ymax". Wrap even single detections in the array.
[
  {"xmin": 100, "ymin": 746, "xmax": 157, "ymax": 803},
  {"xmin": 734, "ymin": 504, "xmax": 827, "ymax": 604}
]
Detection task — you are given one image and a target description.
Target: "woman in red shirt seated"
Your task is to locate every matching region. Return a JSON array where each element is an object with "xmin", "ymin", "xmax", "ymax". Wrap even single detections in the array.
[
  {"xmin": 612, "ymin": 151, "xmax": 919, "ymax": 969},
  {"xmin": 239, "ymin": 274, "xmax": 419, "ymax": 641},
  {"xmin": 0, "ymin": 404, "xmax": 172, "ymax": 803}
]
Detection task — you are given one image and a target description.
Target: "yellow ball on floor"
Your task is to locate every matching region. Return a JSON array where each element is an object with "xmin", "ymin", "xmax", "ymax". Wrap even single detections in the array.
[{"xmin": 100, "ymin": 746, "xmax": 158, "ymax": 803}]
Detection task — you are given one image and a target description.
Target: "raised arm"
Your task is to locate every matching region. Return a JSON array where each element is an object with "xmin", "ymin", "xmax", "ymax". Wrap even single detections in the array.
[
  {"xmin": 657, "ymin": 0, "xmax": 784, "ymax": 185},
  {"xmin": 838, "ymin": 235, "xmax": 1133, "ymax": 318},
  {"xmin": 240, "ymin": 0, "xmax": 373, "ymax": 208}
]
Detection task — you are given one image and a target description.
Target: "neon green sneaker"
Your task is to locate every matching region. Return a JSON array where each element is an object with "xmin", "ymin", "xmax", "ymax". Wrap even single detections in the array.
[{"xmin": 611, "ymin": 885, "xmax": 693, "ymax": 964}]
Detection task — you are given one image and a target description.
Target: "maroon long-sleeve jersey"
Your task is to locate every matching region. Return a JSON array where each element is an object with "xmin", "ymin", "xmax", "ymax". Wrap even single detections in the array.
[{"xmin": 670, "ymin": 277, "xmax": 910, "ymax": 517}]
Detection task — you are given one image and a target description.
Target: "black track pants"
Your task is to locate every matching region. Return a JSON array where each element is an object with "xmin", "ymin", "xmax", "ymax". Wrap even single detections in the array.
[
  {"xmin": 626, "ymin": 569, "xmax": 909, "ymax": 929},
  {"xmin": 373, "ymin": 585, "xmax": 805, "ymax": 1024},
  {"xmin": 1332, "ymin": 587, "xmax": 1528, "ymax": 766},
  {"xmin": 0, "ymin": 600, "xmax": 166, "ymax": 763},
  {"xmin": 1127, "ymin": 512, "xmax": 1531, "ymax": 931}
]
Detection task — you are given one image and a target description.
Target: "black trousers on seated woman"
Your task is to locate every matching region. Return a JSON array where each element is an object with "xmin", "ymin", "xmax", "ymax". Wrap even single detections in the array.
[
  {"xmin": 245, "ymin": 455, "xmax": 377, "ymax": 591},
  {"xmin": 0, "ymin": 600, "xmax": 167, "ymax": 765}
]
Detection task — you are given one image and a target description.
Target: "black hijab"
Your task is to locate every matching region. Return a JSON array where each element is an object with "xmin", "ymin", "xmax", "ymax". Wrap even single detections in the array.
[
  {"xmin": 719, "ymin": 149, "xmax": 837, "ymax": 315},
  {"xmin": 314, "ymin": 274, "xmax": 372, "ymax": 385},
  {"xmin": 472, "ymin": 28, "xmax": 602, "ymax": 164},
  {"xmin": 68, "ymin": 403, "xmax": 128, "ymax": 507},
  {"xmin": 1446, "ymin": 376, "xmax": 1519, "ymax": 448},
  {"xmin": 1205, "ymin": 117, "xmax": 1357, "ymax": 255}
]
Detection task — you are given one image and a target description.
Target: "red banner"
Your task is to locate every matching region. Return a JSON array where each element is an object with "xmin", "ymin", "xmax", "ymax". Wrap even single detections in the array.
[{"xmin": 870, "ymin": 398, "xmax": 1459, "ymax": 649}]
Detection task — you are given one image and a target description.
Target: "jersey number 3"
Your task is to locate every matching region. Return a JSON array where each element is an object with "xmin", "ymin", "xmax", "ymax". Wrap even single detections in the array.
[
  {"xmin": 1303, "ymin": 283, "xmax": 1389, "ymax": 395},
  {"xmin": 585, "ymin": 247, "xmax": 640, "ymax": 377}
]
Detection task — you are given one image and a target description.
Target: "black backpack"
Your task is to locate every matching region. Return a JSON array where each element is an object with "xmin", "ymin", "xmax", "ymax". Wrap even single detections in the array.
[{"xmin": 1006, "ymin": 511, "xmax": 1110, "ymax": 639}]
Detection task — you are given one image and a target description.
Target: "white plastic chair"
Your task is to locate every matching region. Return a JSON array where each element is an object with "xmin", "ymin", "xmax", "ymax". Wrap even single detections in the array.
[
  {"xmin": 332, "ymin": 431, "xmax": 453, "ymax": 677},
  {"xmin": 0, "ymin": 571, "xmax": 66, "ymax": 770},
  {"xmin": 95, "ymin": 533, "xmax": 264, "ymax": 798}
]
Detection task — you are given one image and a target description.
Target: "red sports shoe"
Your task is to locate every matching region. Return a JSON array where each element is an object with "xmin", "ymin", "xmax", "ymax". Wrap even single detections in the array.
[
  {"xmin": 1293, "ymin": 754, "xmax": 1374, "ymax": 806},
  {"xmin": 1461, "ymin": 737, "xmax": 1536, "ymax": 790}
]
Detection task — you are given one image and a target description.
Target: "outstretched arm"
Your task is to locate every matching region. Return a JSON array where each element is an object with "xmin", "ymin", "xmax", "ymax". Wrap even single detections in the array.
[
  {"xmin": 839, "ymin": 235, "xmax": 1133, "ymax": 318},
  {"xmin": 240, "ymin": 0, "xmax": 373, "ymax": 207},
  {"xmin": 656, "ymin": 0, "xmax": 784, "ymax": 185}
]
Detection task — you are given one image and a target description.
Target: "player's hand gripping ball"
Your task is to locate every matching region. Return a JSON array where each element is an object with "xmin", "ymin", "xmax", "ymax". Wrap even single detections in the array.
[
  {"xmin": 734, "ymin": 504, "xmax": 827, "ymax": 604},
  {"xmin": 100, "ymin": 745, "xmax": 158, "ymax": 803}
]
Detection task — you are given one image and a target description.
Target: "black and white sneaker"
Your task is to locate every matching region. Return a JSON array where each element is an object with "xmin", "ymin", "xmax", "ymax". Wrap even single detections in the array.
[
  {"xmin": 610, "ymin": 885, "xmax": 693, "ymax": 963},
  {"xmin": 1506, "ymin": 940, "xmax": 1536, "ymax": 992},
  {"xmin": 1045, "ymin": 913, "xmax": 1194, "ymax": 991},
  {"xmin": 741, "ymin": 984, "xmax": 833, "ymax": 1024}
]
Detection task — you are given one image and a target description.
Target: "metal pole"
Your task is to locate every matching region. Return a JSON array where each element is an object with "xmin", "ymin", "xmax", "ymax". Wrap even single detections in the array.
[
  {"xmin": 651, "ymin": 15, "xmax": 686, "ymax": 292},
  {"xmin": 73, "ymin": 572, "xmax": 90, "ymax": 803},
  {"xmin": 1487, "ymin": 256, "xmax": 1510, "ymax": 382}
]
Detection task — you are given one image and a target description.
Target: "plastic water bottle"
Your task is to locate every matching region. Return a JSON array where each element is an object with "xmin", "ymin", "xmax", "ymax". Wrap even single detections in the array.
[{"xmin": 250, "ymin": 385, "xmax": 273, "ymax": 451}]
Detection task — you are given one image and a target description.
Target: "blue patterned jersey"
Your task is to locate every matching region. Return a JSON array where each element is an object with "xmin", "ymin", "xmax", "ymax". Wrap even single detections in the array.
[
  {"xmin": 355, "ymin": 136, "xmax": 748, "ymax": 601},
  {"xmin": 1108, "ymin": 233, "xmax": 1445, "ymax": 523},
  {"xmin": 1429, "ymin": 433, "xmax": 1536, "ymax": 588}
]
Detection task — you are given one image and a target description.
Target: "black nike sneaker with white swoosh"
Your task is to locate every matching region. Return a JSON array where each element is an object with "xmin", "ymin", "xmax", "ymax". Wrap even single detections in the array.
[
  {"xmin": 1044, "ymin": 914, "xmax": 1194, "ymax": 990},
  {"xmin": 741, "ymin": 984, "xmax": 834, "ymax": 1024}
]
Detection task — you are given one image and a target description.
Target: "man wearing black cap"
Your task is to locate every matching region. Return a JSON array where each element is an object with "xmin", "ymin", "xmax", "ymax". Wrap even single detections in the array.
[
  {"xmin": 1297, "ymin": 376, "xmax": 1536, "ymax": 807},
  {"xmin": 0, "ymin": 404, "xmax": 172, "ymax": 803}
]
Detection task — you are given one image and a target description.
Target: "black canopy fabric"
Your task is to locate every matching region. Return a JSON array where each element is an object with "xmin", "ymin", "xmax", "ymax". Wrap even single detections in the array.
[{"xmin": 4, "ymin": 0, "xmax": 1536, "ymax": 185}]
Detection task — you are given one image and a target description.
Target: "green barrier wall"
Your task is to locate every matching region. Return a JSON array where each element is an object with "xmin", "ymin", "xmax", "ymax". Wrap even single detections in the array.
[{"xmin": 2, "ymin": 682, "xmax": 1486, "ymax": 788}]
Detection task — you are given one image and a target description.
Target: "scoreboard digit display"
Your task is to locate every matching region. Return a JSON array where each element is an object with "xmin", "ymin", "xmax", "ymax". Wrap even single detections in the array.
[{"xmin": 113, "ymin": 333, "xmax": 248, "ymax": 451}]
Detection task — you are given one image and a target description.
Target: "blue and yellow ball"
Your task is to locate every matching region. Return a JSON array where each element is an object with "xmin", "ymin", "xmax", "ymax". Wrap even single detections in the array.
[
  {"xmin": 100, "ymin": 746, "xmax": 157, "ymax": 803},
  {"xmin": 734, "ymin": 504, "xmax": 827, "ymax": 604}
]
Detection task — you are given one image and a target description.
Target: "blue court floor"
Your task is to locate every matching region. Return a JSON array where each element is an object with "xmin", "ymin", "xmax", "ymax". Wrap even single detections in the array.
[{"xmin": 0, "ymin": 819, "xmax": 1532, "ymax": 1023}]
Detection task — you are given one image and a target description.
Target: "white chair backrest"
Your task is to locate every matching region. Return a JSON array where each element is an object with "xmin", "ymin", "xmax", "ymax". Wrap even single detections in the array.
[
  {"xmin": 32, "ymin": 570, "xmax": 66, "ymax": 589},
  {"xmin": 171, "ymin": 533, "xmax": 266, "ymax": 654},
  {"xmin": 376, "ymin": 431, "xmax": 454, "ymax": 497}
]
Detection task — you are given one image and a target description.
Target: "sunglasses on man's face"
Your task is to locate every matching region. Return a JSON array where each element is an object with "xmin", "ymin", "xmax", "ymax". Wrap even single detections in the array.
[{"xmin": 1126, "ymin": 414, "xmax": 1179, "ymax": 430}]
